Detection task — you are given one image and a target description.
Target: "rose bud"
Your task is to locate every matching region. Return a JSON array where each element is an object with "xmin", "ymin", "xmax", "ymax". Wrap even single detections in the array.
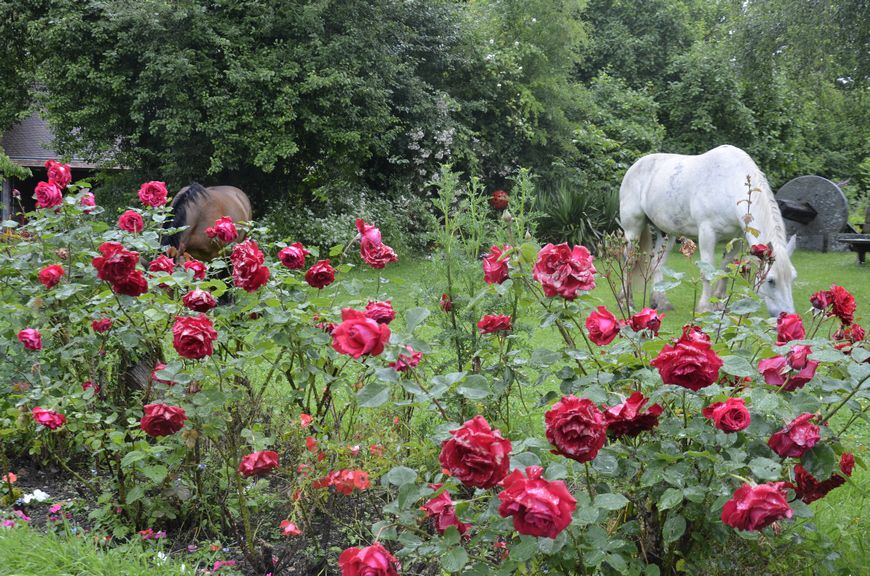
[
  {"xmin": 490, "ymin": 190, "xmax": 509, "ymax": 210},
  {"xmin": 38, "ymin": 264, "xmax": 65, "ymax": 289},
  {"xmin": 439, "ymin": 293, "xmax": 453, "ymax": 312},
  {"xmin": 776, "ymin": 312, "xmax": 805, "ymax": 344},
  {"xmin": 585, "ymin": 306, "xmax": 620, "ymax": 345}
]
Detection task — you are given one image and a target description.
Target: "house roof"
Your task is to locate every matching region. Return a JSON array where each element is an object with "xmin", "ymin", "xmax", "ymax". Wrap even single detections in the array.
[{"xmin": 2, "ymin": 112, "xmax": 102, "ymax": 169}]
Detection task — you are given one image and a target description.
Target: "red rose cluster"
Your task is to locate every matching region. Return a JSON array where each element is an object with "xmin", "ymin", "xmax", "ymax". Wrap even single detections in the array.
[
  {"xmin": 793, "ymin": 452, "xmax": 854, "ymax": 503},
  {"xmin": 650, "ymin": 325, "xmax": 722, "ymax": 391},
  {"xmin": 45, "ymin": 160, "xmax": 72, "ymax": 189},
  {"xmin": 313, "ymin": 469, "xmax": 370, "ymax": 495},
  {"xmin": 603, "ymin": 392, "xmax": 663, "ymax": 438},
  {"xmin": 231, "ymin": 239, "xmax": 270, "ymax": 292},
  {"xmin": 34, "ymin": 160, "xmax": 70, "ymax": 209},
  {"xmin": 767, "ymin": 413, "xmax": 820, "ymax": 458},
  {"xmin": 532, "ymin": 243, "xmax": 596, "ymax": 299},
  {"xmin": 238, "ymin": 451, "xmax": 280, "ymax": 477},
  {"xmin": 205, "ymin": 216, "xmax": 238, "ymax": 244},
  {"xmin": 389, "ymin": 345, "xmax": 423, "ymax": 372},
  {"xmin": 356, "ymin": 219, "xmax": 398, "ymax": 269},
  {"xmin": 811, "ymin": 284, "xmax": 856, "ymax": 325},
  {"xmin": 92, "ymin": 242, "xmax": 148, "ymax": 297},
  {"xmin": 758, "ymin": 344, "xmax": 819, "ymax": 391}
]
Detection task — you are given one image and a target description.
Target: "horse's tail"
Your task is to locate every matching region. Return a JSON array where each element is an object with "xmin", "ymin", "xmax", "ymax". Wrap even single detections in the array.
[{"xmin": 161, "ymin": 182, "xmax": 208, "ymax": 248}]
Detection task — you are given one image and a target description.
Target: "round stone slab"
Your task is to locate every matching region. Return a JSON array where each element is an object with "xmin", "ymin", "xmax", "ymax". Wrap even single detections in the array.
[{"xmin": 776, "ymin": 175, "xmax": 849, "ymax": 252}]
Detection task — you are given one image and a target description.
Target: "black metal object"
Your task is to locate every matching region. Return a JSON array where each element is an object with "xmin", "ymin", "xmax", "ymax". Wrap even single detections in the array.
[
  {"xmin": 835, "ymin": 234, "xmax": 870, "ymax": 264},
  {"xmin": 776, "ymin": 198, "xmax": 818, "ymax": 224}
]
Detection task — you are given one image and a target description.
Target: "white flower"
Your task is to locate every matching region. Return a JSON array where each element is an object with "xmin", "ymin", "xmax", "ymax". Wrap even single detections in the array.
[{"xmin": 21, "ymin": 489, "xmax": 50, "ymax": 503}]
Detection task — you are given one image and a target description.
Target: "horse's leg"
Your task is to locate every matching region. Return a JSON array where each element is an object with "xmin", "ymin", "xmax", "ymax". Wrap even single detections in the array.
[
  {"xmin": 697, "ymin": 224, "xmax": 718, "ymax": 312},
  {"xmin": 650, "ymin": 235, "xmax": 676, "ymax": 310}
]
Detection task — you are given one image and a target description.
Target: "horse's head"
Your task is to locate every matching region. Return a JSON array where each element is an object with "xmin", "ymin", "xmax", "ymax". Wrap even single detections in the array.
[{"xmin": 756, "ymin": 235, "xmax": 797, "ymax": 317}]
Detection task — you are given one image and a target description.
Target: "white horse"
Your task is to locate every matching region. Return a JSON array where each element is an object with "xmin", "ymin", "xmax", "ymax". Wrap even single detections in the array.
[{"xmin": 619, "ymin": 145, "xmax": 796, "ymax": 316}]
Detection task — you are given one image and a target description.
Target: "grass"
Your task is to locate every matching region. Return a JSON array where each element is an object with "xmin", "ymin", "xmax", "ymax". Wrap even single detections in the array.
[{"xmin": 0, "ymin": 527, "xmax": 199, "ymax": 576}]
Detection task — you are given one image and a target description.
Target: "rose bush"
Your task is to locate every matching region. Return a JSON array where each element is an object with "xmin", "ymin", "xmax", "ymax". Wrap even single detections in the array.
[{"xmin": 0, "ymin": 165, "xmax": 866, "ymax": 575}]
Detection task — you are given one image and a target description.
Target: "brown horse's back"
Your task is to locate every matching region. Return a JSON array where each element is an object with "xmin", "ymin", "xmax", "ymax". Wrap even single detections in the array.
[{"xmin": 164, "ymin": 184, "xmax": 252, "ymax": 261}]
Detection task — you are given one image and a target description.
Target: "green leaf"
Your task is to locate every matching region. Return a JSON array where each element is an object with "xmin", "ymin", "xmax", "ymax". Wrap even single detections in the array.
[
  {"xmin": 511, "ymin": 535, "xmax": 537, "ymax": 562},
  {"xmin": 800, "ymin": 443, "xmax": 838, "ymax": 479},
  {"xmin": 356, "ymin": 382, "xmax": 390, "ymax": 408},
  {"xmin": 120, "ymin": 451, "xmax": 147, "ymax": 468},
  {"xmin": 662, "ymin": 514, "xmax": 686, "ymax": 544},
  {"xmin": 457, "ymin": 375, "xmax": 491, "ymax": 400},
  {"xmin": 531, "ymin": 348, "xmax": 561, "ymax": 367},
  {"xmin": 721, "ymin": 355, "xmax": 755, "ymax": 377},
  {"xmin": 404, "ymin": 307, "xmax": 430, "ymax": 333},
  {"xmin": 512, "ymin": 452, "xmax": 541, "ymax": 469},
  {"xmin": 730, "ymin": 298, "xmax": 760, "ymax": 315},
  {"xmin": 385, "ymin": 466, "xmax": 417, "ymax": 486},
  {"xmin": 658, "ymin": 488, "xmax": 683, "ymax": 511},
  {"xmin": 442, "ymin": 547, "xmax": 468, "ymax": 572},
  {"xmin": 748, "ymin": 457, "xmax": 783, "ymax": 481},
  {"xmin": 594, "ymin": 493, "xmax": 629, "ymax": 510},
  {"xmin": 141, "ymin": 465, "xmax": 168, "ymax": 484}
]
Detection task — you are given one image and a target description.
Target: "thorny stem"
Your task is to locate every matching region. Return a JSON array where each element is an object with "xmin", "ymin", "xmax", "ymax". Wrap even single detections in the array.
[
  {"xmin": 584, "ymin": 462, "xmax": 595, "ymax": 500},
  {"xmin": 821, "ymin": 373, "xmax": 870, "ymax": 424}
]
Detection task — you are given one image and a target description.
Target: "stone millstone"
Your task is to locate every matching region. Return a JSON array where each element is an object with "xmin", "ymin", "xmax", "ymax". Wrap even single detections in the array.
[{"xmin": 776, "ymin": 175, "xmax": 849, "ymax": 252}]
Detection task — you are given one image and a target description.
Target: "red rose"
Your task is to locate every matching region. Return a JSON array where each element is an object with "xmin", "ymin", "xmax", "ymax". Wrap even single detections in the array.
[
  {"xmin": 545, "ymin": 396, "xmax": 607, "ymax": 463},
  {"xmin": 117, "ymin": 210, "xmax": 144, "ymax": 233},
  {"xmin": 205, "ymin": 216, "xmax": 238, "ymax": 243},
  {"xmin": 338, "ymin": 543, "xmax": 399, "ymax": 576},
  {"xmin": 238, "ymin": 451, "xmax": 280, "ymax": 477},
  {"xmin": 182, "ymin": 289, "xmax": 217, "ymax": 312},
  {"xmin": 532, "ymin": 243, "xmax": 596, "ymax": 299},
  {"xmin": 91, "ymin": 318, "xmax": 113, "ymax": 333},
  {"xmin": 389, "ymin": 345, "xmax": 423, "ymax": 372},
  {"xmin": 79, "ymin": 192, "xmax": 96, "ymax": 211},
  {"xmin": 365, "ymin": 300, "xmax": 395, "ymax": 324},
  {"xmin": 140, "ymin": 403, "xmax": 187, "ymax": 437},
  {"xmin": 317, "ymin": 469, "xmax": 370, "ymax": 495},
  {"xmin": 749, "ymin": 243, "xmax": 773, "ymax": 260},
  {"xmin": 148, "ymin": 255, "xmax": 175, "ymax": 275},
  {"xmin": 34, "ymin": 181, "xmax": 62, "ymax": 209},
  {"xmin": 477, "ymin": 314, "xmax": 512, "ymax": 334},
  {"xmin": 834, "ymin": 322, "xmax": 865, "ymax": 344},
  {"xmin": 810, "ymin": 290, "xmax": 831, "ymax": 311},
  {"xmin": 231, "ymin": 239, "xmax": 270, "ymax": 292},
  {"xmin": 361, "ymin": 241, "xmax": 399, "ymax": 269},
  {"xmin": 355, "ymin": 218, "xmax": 382, "ymax": 246},
  {"xmin": 702, "ymin": 397, "xmax": 750, "ymax": 432},
  {"xmin": 604, "ymin": 392, "xmax": 663, "ymax": 438},
  {"xmin": 490, "ymin": 190, "xmax": 509, "ymax": 210},
  {"xmin": 585, "ymin": 306, "xmax": 620, "ymax": 345},
  {"xmin": 793, "ymin": 452, "xmax": 855, "ymax": 503},
  {"xmin": 420, "ymin": 484, "xmax": 470, "ymax": 536},
  {"xmin": 92, "ymin": 242, "xmax": 139, "ymax": 285},
  {"xmin": 497, "ymin": 465, "xmax": 577, "ymax": 538},
  {"xmin": 776, "ymin": 313, "xmax": 805, "ymax": 344},
  {"xmin": 32, "ymin": 407, "xmax": 65, "ymax": 430},
  {"xmin": 17, "ymin": 328, "xmax": 42, "ymax": 351},
  {"xmin": 172, "ymin": 315, "xmax": 218, "ymax": 359},
  {"xmin": 150, "ymin": 362, "xmax": 176, "ymax": 385},
  {"xmin": 332, "ymin": 308, "xmax": 391, "ymax": 358},
  {"xmin": 280, "ymin": 520, "xmax": 302, "ymax": 536},
  {"xmin": 721, "ymin": 482, "xmax": 792, "ymax": 531},
  {"xmin": 138, "ymin": 181, "xmax": 168, "ymax": 207},
  {"xmin": 113, "ymin": 271, "xmax": 148, "ymax": 297},
  {"xmin": 629, "ymin": 308, "xmax": 663, "ymax": 335},
  {"xmin": 38, "ymin": 264, "xmax": 65, "ymax": 289},
  {"xmin": 439, "ymin": 416, "xmax": 512, "ymax": 489},
  {"xmin": 768, "ymin": 413, "xmax": 820, "ymax": 458},
  {"xmin": 829, "ymin": 285, "xmax": 856, "ymax": 325},
  {"xmin": 305, "ymin": 260, "xmax": 336, "ymax": 289},
  {"xmin": 758, "ymin": 345, "xmax": 818, "ymax": 391},
  {"xmin": 82, "ymin": 380, "xmax": 101, "ymax": 394},
  {"xmin": 439, "ymin": 293, "xmax": 453, "ymax": 312},
  {"xmin": 650, "ymin": 326, "xmax": 723, "ymax": 391},
  {"xmin": 483, "ymin": 245, "xmax": 511, "ymax": 284},
  {"xmin": 45, "ymin": 160, "xmax": 72, "ymax": 189},
  {"xmin": 183, "ymin": 259, "xmax": 207, "ymax": 280},
  {"xmin": 278, "ymin": 242, "xmax": 310, "ymax": 269}
]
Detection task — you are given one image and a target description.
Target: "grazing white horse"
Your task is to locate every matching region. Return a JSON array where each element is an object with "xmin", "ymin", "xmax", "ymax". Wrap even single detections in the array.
[{"xmin": 620, "ymin": 145, "xmax": 796, "ymax": 316}]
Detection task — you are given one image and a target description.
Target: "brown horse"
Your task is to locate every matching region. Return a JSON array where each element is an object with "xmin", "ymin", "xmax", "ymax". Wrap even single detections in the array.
[{"xmin": 161, "ymin": 182, "xmax": 252, "ymax": 261}]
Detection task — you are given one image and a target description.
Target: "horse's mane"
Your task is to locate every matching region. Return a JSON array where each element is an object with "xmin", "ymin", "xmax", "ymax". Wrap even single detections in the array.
[
  {"xmin": 750, "ymin": 172, "xmax": 790, "ymax": 263},
  {"xmin": 161, "ymin": 182, "xmax": 209, "ymax": 248}
]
